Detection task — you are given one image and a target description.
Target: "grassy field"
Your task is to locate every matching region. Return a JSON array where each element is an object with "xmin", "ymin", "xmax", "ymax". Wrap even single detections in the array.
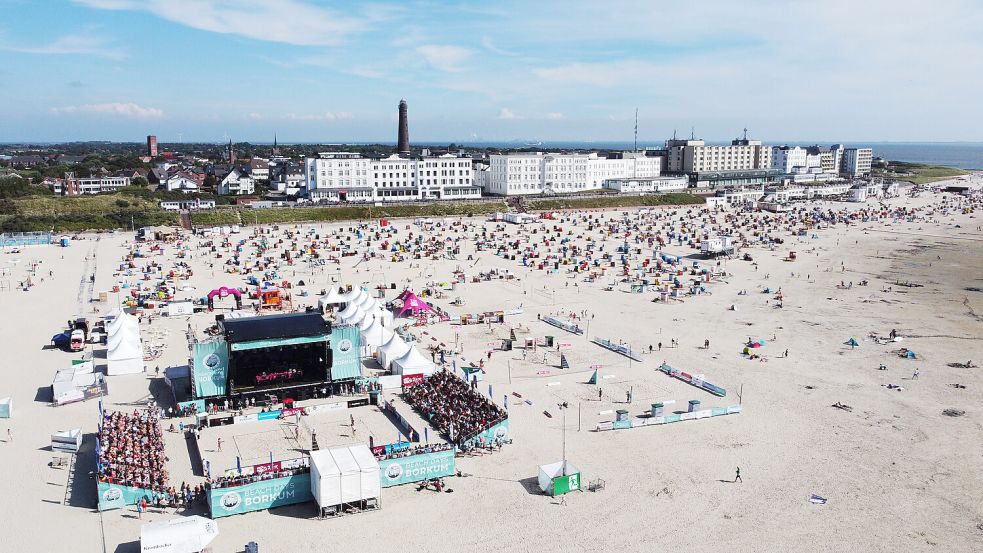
[
  {"xmin": 874, "ymin": 162, "xmax": 969, "ymax": 185},
  {"xmin": 0, "ymin": 190, "xmax": 706, "ymax": 232},
  {"xmin": 190, "ymin": 194, "xmax": 704, "ymax": 228},
  {"xmin": 0, "ymin": 194, "xmax": 178, "ymax": 232}
]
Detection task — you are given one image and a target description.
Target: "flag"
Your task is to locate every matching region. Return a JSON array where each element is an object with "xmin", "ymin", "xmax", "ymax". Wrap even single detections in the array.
[
  {"xmin": 269, "ymin": 451, "xmax": 273, "ymax": 467},
  {"xmin": 424, "ymin": 428, "xmax": 429, "ymax": 443},
  {"xmin": 236, "ymin": 456, "xmax": 242, "ymax": 475},
  {"xmin": 504, "ymin": 394, "xmax": 509, "ymax": 410},
  {"xmin": 488, "ymin": 384, "xmax": 493, "ymax": 399},
  {"xmin": 560, "ymin": 353, "xmax": 570, "ymax": 370},
  {"xmin": 587, "ymin": 369, "xmax": 598, "ymax": 385},
  {"xmin": 510, "ymin": 328, "xmax": 517, "ymax": 341}
]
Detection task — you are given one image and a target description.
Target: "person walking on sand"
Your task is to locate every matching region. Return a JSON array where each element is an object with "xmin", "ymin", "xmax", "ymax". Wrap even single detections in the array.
[
  {"xmin": 217, "ymin": 437, "xmax": 223, "ymax": 452},
  {"xmin": 912, "ymin": 368, "xmax": 920, "ymax": 380},
  {"xmin": 735, "ymin": 467, "xmax": 742, "ymax": 483},
  {"xmin": 784, "ymin": 349, "xmax": 789, "ymax": 358},
  {"xmin": 598, "ymin": 388, "xmax": 603, "ymax": 401}
]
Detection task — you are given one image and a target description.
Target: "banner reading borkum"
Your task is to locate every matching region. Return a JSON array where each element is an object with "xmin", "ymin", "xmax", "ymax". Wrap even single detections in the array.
[
  {"xmin": 193, "ymin": 340, "xmax": 228, "ymax": 398},
  {"xmin": 209, "ymin": 473, "xmax": 312, "ymax": 518},
  {"xmin": 377, "ymin": 449, "xmax": 456, "ymax": 487}
]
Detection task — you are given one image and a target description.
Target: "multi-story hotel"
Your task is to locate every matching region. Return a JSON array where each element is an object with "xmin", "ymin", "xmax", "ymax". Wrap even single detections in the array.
[
  {"xmin": 485, "ymin": 151, "xmax": 662, "ymax": 196},
  {"xmin": 305, "ymin": 153, "xmax": 480, "ymax": 202}
]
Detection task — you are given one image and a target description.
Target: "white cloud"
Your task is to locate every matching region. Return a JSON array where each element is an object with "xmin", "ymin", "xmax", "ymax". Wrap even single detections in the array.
[
  {"xmin": 74, "ymin": 0, "xmax": 365, "ymax": 46},
  {"xmin": 481, "ymin": 36, "xmax": 515, "ymax": 56},
  {"xmin": 416, "ymin": 45, "xmax": 473, "ymax": 72},
  {"xmin": 545, "ymin": 112, "xmax": 564, "ymax": 120},
  {"xmin": 0, "ymin": 33, "xmax": 124, "ymax": 60},
  {"xmin": 497, "ymin": 108, "xmax": 519, "ymax": 120},
  {"xmin": 50, "ymin": 102, "xmax": 163, "ymax": 119},
  {"xmin": 247, "ymin": 112, "xmax": 262, "ymax": 120},
  {"xmin": 286, "ymin": 111, "xmax": 353, "ymax": 121}
]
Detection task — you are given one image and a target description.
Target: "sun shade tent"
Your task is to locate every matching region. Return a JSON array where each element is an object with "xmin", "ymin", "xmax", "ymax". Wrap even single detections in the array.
[
  {"xmin": 140, "ymin": 515, "xmax": 219, "ymax": 553},
  {"xmin": 390, "ymin": 347, "xmax": 436, "ymax": 376},
  {"xmin": 396, "ymin": 290, "xmax": 435, "ymax": 318},
  {"xmin": 377, "ymin": 334, "xmax": 411, "ymax": 371},
  {"xmin": 845, "ymin": 338, "xmax": 860, "ymax": 347}
]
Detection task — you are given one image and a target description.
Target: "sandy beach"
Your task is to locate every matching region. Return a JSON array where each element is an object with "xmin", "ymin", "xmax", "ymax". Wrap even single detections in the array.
[{"xmin": 2, "ymin": 175, "xmax": 982, "ymax": 553}]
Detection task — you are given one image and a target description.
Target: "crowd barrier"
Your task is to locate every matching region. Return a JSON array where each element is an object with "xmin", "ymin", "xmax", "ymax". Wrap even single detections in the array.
[
  {"xmin": 377, "ymin": 449, "xmax": 455, "ymax": 487},
  {"xmin": 208, "ymin": 472, "xmax": 312, "ymax": 518},
  {"xmin": 596, "ymin": 405, "xmax": 741, "ymax": 432}
]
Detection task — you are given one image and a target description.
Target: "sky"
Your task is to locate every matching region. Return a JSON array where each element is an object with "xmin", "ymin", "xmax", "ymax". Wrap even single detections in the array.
[{"xmin": 0, "ymin": 0, "xmax": 981, "ymax": 144}]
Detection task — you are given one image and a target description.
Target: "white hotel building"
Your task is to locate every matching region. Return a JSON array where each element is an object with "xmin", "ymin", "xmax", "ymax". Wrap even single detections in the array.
[
  {"xmin": 304, "ymin": 153, "xmax": 481, "ymax": 203},
  {"xmin": 485, "ymin": 152, "xmax": 662, "ymax": 196}
]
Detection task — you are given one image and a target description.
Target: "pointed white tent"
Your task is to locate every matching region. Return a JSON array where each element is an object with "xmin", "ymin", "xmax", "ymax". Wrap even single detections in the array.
[
  {"xmin": 318, "ymin": 288, "xmax": 346, "ymax": 310},
  {"xmin": 337, "ymin": 302, "xmax": 364, "ymax": 322},
  {"xmin": 377, "ymin": 334, "xmax": 410, "ymax": 371},
  {"xmin": 360, "ymin": 318, "xmax": 393, "ymax": 356},
  {"xmin": 391, "ymin": 347, "xmax": 436, "ymax": 376}
]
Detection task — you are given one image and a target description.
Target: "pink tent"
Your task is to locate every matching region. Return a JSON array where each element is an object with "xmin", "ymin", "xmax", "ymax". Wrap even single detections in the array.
[{"xmin": 397, "ymin": 290, "xmax": 434, "ymax": 317}]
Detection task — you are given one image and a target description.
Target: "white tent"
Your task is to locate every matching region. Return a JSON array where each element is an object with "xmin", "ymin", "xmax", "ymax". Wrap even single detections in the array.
[
  {"xmin": 310, "ymin": 445, "xmax": 379, "ymax": 512},
  {"xmin": 537, "ymin": 460, "xmax": 580, "ymax": 495},
  {"xmin": 318, "ymin": 288, "xmax": 346, "ymax": 309},
  {"xmin": 340, "ymin": 288, "xmax": 366, "ymax": 304},
  {"xmin": 390, "ymin": 347, "xmax": 436, "ymax": 376},
  {"xmin": 360, "ymin": 319, "xmax": 394, "ymax": 356},
  {"xmin": 51, "ymin": 428, "xmax": 83, "ymax": 453},
  {"xmin": 330, "ymin": 446, "xmax": 363, "ymax": 504},
  {"xmin": 140, "ymin": 516, "xmax": 219, "ymax": 553},
  {"xmin": 310, "ymin": 449, "xmax": 342, "ymax": 509},
  {"xmin": 349, "ymin": 444, "xmax": 381, "ymax": 500},
  {"xmin": 355, "ymin": 294, "xmax": 375, "ymax": 310},
  {"xmin": 337, "ymin": 302, "xmax": 364, "ymax": 322},
  {"xmin": 377, "ymin": 335, "xmax": 410, "ymax": 371},
  {"xmin": 357, "ymin": 313, "xmax": 376, "ymax": 331}
]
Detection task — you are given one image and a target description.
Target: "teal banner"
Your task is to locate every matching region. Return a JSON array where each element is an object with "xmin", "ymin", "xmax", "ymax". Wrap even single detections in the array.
[
  {"xmin": 330, "ymin": 324, "xmax": 362, "ymax": 381},
  {"xmin": 193, "ymin": 340, "xmax": 229, "ymax": 398},
  {"xmin": 378, "ymin": 449, "xmax": 456, "ymax": 487},
  {"xmin": 462, "ymin": 418, "xmax": 510, "ymax": 447},
  {"xmin": 209, "ymin": 473, "xmax": 312, "ymax": 518},
  {"xmin": 231, "ymin": 335, "xmax": 327, "ymax": 352},
  {"xmin": 98, "ymin": 481, "xmax": 153, "ymax": 511}
]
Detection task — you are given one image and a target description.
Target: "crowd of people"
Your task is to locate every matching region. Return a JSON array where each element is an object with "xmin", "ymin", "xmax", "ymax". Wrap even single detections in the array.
[
  {"xmin": 97, "ymin": 409, "xmax": 169, "ymax": 492},
  {"xmin": 404, "ymin": 369, "xmax": 507, "ymax": 445},
  {"xmin": 374, "ymin": 442, "xmax": 454, "ymax": 461},
  {"xmin": 210, "ymin": 464, "xmax": 310, "ymax": 490}
]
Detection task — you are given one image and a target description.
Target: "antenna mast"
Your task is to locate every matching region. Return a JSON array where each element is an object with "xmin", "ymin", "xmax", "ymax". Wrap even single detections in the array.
[{"xmin": 633, "ymin": 108, "xmax": 638, "ymax": 151}]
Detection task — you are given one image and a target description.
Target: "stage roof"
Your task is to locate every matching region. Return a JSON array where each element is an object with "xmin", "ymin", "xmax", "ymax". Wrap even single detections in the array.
[{"xmin": 219, "ymin": 312, "xmax": 330, "ymax": 344}]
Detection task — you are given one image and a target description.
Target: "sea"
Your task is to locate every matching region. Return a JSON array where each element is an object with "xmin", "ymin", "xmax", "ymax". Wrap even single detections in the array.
[{"xmin": 452, "ymin": 141, "xmax": 983, "ymax": 170}]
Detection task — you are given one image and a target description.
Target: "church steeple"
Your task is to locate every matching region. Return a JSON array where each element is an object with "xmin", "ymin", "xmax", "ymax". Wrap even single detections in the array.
[
  {"xmin": 272, "ymin": 134, "xmax": 280, "ymax": 157},
  {"xmin": 227, "ymin": 139, "xmax": 235, "ymax": 164}
]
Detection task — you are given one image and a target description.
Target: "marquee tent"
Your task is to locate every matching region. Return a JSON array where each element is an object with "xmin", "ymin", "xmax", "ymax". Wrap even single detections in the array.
[
  {"xmin": 377, "ymin": 334, "xmax": 410, "ymax": 371},
  {"xmin": 340, "ymin": 288, "xmax": 366, "ymax": 304},
  {"xmin": 337, "ymin": 302, "xmax": 364, "ymax": 322},
  {"xmin": 391, "ymin": 347, "xmax": 436, "ymax": 376},
  {"xmin": 360, "ymin": 319, "xmax": 394, "ymax": 356},
  {"xmin": 140, "ymin": 516, "xmax": 219, "ymax": 553},
  {"xmin": 318, "ymin": 287, "xmax": 346, "ymax": 309},
  {"xmin": 396, "ymin": 290, "xmax": 434, "ymax": 318}
]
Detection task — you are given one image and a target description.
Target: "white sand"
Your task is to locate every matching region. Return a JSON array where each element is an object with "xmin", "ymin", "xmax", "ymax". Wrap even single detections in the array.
[{"xmin": 1, "ymin": 175, "xmax": 982, "ymax": 552}]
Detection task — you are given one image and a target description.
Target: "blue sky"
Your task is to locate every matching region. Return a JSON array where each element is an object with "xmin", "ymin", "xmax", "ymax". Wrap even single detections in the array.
[{"xmin": 0, "ymin": 0, "xmax": 981, "ymax": 143}]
